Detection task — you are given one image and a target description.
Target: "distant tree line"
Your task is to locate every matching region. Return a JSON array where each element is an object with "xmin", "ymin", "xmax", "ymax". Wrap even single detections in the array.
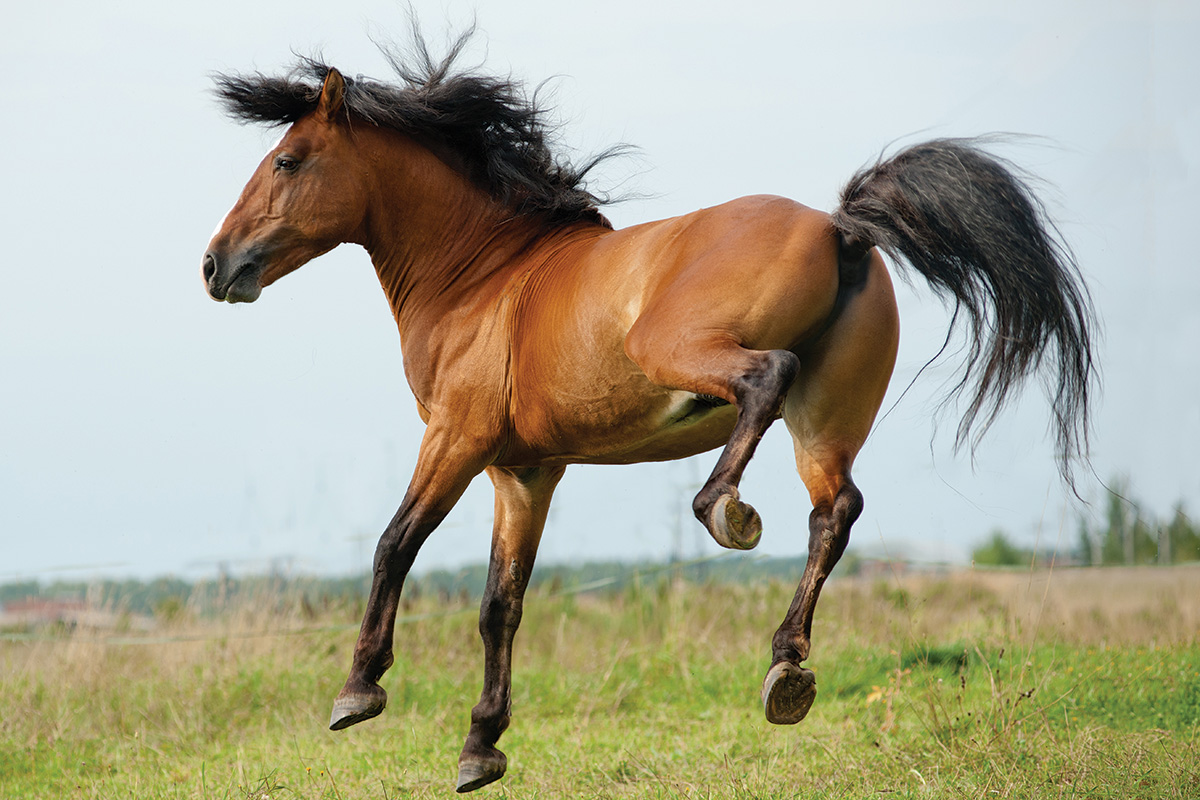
[
  {"xmin": 1, "ymin": 556, "xmax": 830, "ymax": 621},
  {"xmin": 972, "ymin": 479, "xmax": 1198, "ymax": 567},
  {"xmin": 0, "ymin": 573, "xmax": 369, "ymax": 621},
  {"xmin": 7, "ymin": 481, "xmax": 1194, "ymax": 623},
  {"xmin": 1075, "ymin": 479, "xmax": 1198, "ymax": 566}
]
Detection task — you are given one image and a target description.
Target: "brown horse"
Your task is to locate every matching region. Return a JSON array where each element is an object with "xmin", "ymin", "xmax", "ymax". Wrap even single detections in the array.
[{"xmin": 203, "ymin": 39, "xmax": 1094, "ymax": 792}]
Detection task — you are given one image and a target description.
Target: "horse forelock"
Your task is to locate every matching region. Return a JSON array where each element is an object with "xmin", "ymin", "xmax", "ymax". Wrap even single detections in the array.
[{"xmin": 211, "ymin": 32, "xmax": 622, "ymax": 226}]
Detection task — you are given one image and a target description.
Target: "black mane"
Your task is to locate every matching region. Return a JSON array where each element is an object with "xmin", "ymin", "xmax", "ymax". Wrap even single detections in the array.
[{"xmin": 213, "ymin": 30, "xmax": 622, "ymax": 226}]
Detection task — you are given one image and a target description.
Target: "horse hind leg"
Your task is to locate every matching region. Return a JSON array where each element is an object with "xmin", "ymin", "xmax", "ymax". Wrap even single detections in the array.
[
  {"xmin": 692, "ymin": 347, "xmax": 799, "ymax": 550},
  {"xmin": 763, "ymin": 250, "xmax": 898, "ymax": 724},
  {"xmin": 625, "ymin": 325, "xmax": 799, "ymax": 551},
  {"xmin": 763, "ymin": 465, "xmax": 862, "ymax": 723}
]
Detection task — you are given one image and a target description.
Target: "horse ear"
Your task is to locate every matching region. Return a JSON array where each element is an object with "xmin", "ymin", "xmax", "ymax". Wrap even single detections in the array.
[{"xmin": 317, "ymin": 68, "xmax": 346, "ymax": 122}]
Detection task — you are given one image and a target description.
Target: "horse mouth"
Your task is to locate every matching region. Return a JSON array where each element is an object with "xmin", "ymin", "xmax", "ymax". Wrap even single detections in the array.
[{"xmin": 210, "ymin": 263, "xmax": 263, "ymax": 303}]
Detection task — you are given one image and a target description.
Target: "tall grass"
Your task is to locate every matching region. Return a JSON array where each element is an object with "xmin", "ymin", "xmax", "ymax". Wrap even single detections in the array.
[{"xmin": 2, "ymin": 565, "xmax": 1198, "ymax": 798}]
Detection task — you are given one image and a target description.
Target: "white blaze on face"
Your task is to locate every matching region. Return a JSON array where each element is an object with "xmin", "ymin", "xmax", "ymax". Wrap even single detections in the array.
[
  {"xmin": 208, "ymin": 133, "xmax": 288, "ymax": 245},
  {"xmin": 209, "ymin": 206, "xmax": 233, "ymax": 244}
]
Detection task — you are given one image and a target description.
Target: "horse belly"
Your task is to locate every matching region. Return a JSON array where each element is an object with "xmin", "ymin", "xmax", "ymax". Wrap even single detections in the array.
[
  {"xmin": 501, "ymin": 384, "xmax": 738, "ymax": 467},
  {"xmin": 578, "ymin": 392, "xmax": 739, "ymax": 464}
]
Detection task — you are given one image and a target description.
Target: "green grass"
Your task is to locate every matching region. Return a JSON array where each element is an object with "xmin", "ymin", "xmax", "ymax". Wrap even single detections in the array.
[{"xmin": 2, "ymin": 566, "xmax": 1199, "ymax": 798}]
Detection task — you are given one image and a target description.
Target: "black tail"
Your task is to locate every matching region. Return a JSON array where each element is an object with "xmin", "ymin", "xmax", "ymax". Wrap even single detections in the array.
[{"xmin": 830, "ymin": 138, "xmax": 1097, "ymax": 483}]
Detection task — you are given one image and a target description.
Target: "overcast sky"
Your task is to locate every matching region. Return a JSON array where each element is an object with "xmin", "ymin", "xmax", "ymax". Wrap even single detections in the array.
[{"xmin": 2, "ymin": 0, "xmax": 1196, "ymax": 582}]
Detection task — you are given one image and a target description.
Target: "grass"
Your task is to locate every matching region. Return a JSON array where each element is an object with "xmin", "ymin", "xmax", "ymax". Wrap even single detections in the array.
[{"xmin": 2, "ymin": 564, "xmax": 1198, "ymax": 798}]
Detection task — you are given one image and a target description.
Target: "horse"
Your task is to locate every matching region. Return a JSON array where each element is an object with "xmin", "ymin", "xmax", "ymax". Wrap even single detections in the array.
[{"xmin": 202, "ymin": 35, "xmax": 1095, "ymax": 793}]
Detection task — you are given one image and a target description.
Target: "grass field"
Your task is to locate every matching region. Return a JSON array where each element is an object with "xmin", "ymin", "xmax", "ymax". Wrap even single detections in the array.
[{"xmin": 3, "ymin": 564, "xmax": 1199, "ymax": 798}]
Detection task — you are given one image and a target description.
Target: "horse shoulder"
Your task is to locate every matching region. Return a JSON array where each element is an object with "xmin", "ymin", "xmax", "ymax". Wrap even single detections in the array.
[{"xmin": 393, "ymin": 282, "xmax": 517, "ymax": 457}]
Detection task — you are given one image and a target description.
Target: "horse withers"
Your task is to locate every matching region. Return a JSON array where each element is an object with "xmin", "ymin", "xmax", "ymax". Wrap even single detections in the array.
[{"xmin": 202, "ymin": 38, "xmax": 1094, "ymax": 793}]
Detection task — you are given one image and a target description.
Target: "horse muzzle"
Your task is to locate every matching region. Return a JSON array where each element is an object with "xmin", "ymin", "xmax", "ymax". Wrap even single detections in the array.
[{"xmin": 202, "ymin": 249, "xmax": 263, "ymax": 303}]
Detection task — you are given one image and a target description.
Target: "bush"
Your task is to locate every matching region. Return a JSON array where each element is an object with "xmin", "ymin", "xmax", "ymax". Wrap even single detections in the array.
[{"xmin": 972, "ymin": 530, "xmax": 1033, "ymax": 567}]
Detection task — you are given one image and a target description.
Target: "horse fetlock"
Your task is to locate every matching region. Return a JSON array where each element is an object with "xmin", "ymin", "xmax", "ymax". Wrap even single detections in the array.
[
  {"xmin": 771, "ymin": 627, "xmax": 811, "ymax": 664},
  {"xmin": 692, "ymin": 482, "xmax": 731, "ymax": 519},
  {"xmin": 369, "ymin": 650, "xmax": 395, "ymax": 680},
  {"xmin": 469, "ymin": 695, "xmax": 512, "ymax": 734}
]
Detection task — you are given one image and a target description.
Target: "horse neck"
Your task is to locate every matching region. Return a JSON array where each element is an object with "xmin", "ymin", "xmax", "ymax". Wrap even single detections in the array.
[{"xmin": 358, "ymin": 130, "xmax": 555, "ymax": 332}]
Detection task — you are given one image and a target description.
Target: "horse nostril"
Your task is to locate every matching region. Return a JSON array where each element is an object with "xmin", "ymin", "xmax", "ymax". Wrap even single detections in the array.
[{"xmin": 202, "ymin": 252, "xmax": 218, "ymax": 283}]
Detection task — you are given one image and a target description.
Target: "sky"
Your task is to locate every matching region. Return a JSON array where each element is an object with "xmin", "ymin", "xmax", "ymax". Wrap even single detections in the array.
[{"xmin": 2, "ymin": 0, "xmax": 1197, "ymax": 583}]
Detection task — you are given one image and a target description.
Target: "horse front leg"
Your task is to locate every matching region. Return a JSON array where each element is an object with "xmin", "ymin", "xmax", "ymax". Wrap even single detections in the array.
[
  {"xmin": 456, "ymin": 465, "xmax": 564, "ymax": 793},
  {"xmin": 329, "ymin": 424, "xmax": 489, "ymax": 731}
]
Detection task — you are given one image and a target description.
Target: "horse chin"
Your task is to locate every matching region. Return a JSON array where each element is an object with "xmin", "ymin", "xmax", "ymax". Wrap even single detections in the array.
[{"xmin": 224, "ymin": 272, "xmax": 263, "ymax": 303}]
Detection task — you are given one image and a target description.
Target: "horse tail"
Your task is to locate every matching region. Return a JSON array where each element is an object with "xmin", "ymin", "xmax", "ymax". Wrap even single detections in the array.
[{"xmin": 829, "ymin": 137, "xmax": 1097, "ymax": 483}]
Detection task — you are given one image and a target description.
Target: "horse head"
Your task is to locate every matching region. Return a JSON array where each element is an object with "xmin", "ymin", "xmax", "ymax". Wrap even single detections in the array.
[{"xmin": 202, "ymin": 69, "xmax": 368, "ymax": 303}]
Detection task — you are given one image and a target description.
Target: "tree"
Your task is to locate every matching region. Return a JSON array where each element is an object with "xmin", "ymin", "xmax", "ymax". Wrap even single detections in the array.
[
  {"xmin": 1077, "ymin": 479, "xmax": 1199, "ymax": 566},
  {"xmin": 1167, "ymin": 504, "xmax": 1200, "ymax": 563},
  {"xmin": 972, "ymin": 530, "xmax": 1033, "ymax": 566}
]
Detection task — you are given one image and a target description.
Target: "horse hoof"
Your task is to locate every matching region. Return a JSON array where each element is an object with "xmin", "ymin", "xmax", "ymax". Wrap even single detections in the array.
[
  {"xmin": 456, "ymin": 749, "xmax": 507, "ymax": 793},
  {"xmin": 761, "ymin": 661, "xmax": 816, "ymax": 725},
  {"xmin": 328, "ymin": 684, "xmax": 387, "ymax": 731},
  {"xmin": 708, "ymin": 493, "xmax": 762, "ymax": 550}
]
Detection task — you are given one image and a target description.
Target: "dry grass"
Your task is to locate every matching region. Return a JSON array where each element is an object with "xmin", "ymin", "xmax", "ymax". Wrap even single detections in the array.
[{"xmin": 2, "ymin": 564, "xmax": 1198, "ymax": 798}]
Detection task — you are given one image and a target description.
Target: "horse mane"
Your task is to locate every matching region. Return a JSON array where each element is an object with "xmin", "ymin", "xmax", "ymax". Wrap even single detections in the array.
[{"xmin": 212, "ymin": 28, "xmax": 623, "ymax": 226}]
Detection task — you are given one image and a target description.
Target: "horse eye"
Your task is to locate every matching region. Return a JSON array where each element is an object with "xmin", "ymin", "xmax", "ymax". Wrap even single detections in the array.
[{"xmin": 275, "ymin": 155, "xmax": 300, "ymax": 172}]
